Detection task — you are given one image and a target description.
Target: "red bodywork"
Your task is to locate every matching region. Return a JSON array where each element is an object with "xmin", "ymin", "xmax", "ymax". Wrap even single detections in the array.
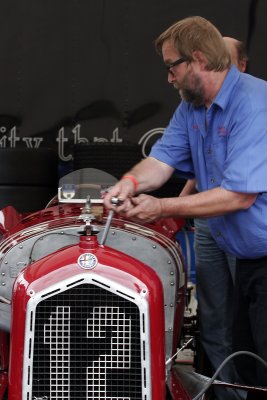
[{"xmin": 0, "ymin": 177, "xmax": 192, "ymax": 400}]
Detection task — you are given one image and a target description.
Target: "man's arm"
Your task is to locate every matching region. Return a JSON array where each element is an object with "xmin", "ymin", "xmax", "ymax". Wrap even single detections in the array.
[
  {"xmin": 104, "ymin": 156, "xmax": 174, "ymax": 209},
  {"xmin": 160, "ymin": 187, "xmax": 257, "ymax": 217},
  {"xmin": 125, "ymin": 187, "xmax": 257, "ymax": 223}
]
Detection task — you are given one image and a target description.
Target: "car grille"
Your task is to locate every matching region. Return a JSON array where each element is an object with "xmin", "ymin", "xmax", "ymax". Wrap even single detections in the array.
[{"xmin": 30, "ymin": 283, "xmax": 143, "ymax": 399}]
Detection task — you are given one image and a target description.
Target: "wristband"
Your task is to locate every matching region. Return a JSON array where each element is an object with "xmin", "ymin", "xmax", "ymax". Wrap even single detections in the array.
[{"xmin": 121, "ymin": 175, "xmax": 139, "ymax": 190}]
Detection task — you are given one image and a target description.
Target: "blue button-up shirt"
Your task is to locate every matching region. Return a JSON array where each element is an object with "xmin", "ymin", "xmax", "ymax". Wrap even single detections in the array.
[{"xmin": 150, "ymin": 65, "xmax": 267, "ymax": 258}]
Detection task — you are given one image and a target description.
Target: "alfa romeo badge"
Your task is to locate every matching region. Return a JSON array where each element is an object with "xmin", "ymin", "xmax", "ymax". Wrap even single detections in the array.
[{"xmin": 77, "ymin": 253, "xmax": 98, "ymax": 270}]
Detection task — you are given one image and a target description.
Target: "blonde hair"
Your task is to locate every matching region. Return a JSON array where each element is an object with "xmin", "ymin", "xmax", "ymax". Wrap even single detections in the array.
[{"xmin": 155, "ymin": 16, "xmax": 231, "ymax": 71}]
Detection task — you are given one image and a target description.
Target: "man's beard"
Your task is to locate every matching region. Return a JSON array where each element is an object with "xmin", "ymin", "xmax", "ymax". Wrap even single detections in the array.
[
  {"xmin": 180, "ymin": 88, "xmax": 204, "ymax": 107},
  {"xmin": 176, "ymin": 72, "xmax": 205, "ymax": 107}
]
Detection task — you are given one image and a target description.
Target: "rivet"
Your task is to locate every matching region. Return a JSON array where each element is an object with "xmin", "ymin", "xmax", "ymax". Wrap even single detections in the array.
[
  {"xmin": 170, "ymin": 271, "xmax": 174, "ymax": 275},
  {"xmin": 4, "ymin": 261, "xmax": 8, "ymax": 265},
  {"xmin": 168, "ymin": 260, "xmax": 172, "ymax": 264},
  {"xmin": 152, "ymin": 245, "xmax": 156, "ymax": 249},
  {"xmin": 1, "ymin": 282, "xmax": 6, "ymax": 286},
  {"xmin": 132, "ymin": 237, "xmax": 136, "ymax": 241},
  {"xmin": 1, "ymin": 272, "xmax": 5, "ymax": 276},
  {"xmin": 19, "ymin": 245, "xmax": 23, "ymax": 249},
  {"xmin": 111, "ymin": 231, "xmax": 115, "ymax": 235},
  {"xmin": 170, "ymin": 282, "xmax": 174, "ymax": 286}
]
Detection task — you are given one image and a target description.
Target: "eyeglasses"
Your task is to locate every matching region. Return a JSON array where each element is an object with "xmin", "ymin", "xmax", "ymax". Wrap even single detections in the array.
[{"xmin": 165, "ymin": 57, "xmax": 187, "ymax": 73}]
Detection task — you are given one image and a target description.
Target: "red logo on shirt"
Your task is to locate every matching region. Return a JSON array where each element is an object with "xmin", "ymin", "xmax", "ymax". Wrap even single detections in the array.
[
  {"xmin": 193, "ymin": 124, "xmax": 200, "ymax": 132},
  {"xmin": 218, "ymin": 126, "xmax": 229, "ymax": 136}
]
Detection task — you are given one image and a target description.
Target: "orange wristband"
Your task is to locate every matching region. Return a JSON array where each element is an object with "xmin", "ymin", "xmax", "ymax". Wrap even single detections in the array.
[{"xmin": 121, "ymin": 175, "xmax": 139, "ymax": 190}]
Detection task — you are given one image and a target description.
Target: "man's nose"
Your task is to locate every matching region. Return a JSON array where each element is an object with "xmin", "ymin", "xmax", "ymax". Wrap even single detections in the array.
[{"xmin": 168, "ymin": 71, "xmax": 175, "ymax": 84}]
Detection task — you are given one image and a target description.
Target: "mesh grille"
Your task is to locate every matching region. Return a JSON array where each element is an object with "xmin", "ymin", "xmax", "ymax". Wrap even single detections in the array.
[{"xmin": 31, "ymin": 283, "xmax": 142, "ymax": 399}]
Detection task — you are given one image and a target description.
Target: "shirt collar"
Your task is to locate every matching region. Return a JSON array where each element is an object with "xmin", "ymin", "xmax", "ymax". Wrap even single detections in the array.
[{"xmin": 212, "ymin": 65, "xmax": 240, "ymax": 110}]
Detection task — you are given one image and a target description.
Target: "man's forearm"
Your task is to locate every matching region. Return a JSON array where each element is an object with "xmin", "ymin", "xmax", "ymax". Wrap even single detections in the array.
[
  {"xmin": 123, "ymin": 156, "xmax": 174, "ymax": 194},
  {"xmin": 160, "ymin": 187, "xmax": 257, "ymax": 218}
]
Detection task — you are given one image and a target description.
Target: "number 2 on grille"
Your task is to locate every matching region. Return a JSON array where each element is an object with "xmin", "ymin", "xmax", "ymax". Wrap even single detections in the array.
[
  {"xmin": 44, "ymin": 306, "xmax": 131, "ymax": 399},
  {"xmin": 87, "ymin": 306, "xmax": 131, "ymax": 399}
]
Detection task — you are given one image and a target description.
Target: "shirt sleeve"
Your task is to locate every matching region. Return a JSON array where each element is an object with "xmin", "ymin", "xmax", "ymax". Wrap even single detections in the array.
[{"xmin": 149, "ymin": 102, "xmax": 195, "ymax": 180}]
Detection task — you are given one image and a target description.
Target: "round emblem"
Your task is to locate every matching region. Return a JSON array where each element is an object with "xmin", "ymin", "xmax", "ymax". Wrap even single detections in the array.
[{"xmin": 77, "ymin": 253, "xmax": 98, "ymax": 270}]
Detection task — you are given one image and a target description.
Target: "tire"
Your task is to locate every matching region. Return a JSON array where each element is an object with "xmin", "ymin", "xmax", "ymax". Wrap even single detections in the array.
[
  {"xmin": 72, "ymin": 142, "xmax": 186, "ymax": 196},
  {"xmin": 0, "ymin": 148, "xmax": 58, "ymax": 186},
  {"xmin": 72, "ymin": 143, "xmax": 142, "ymax": 179},
  {"xmin": 0, "ymin": 148, "xmax": 59, "ymax": 213},
  {"xmin": 0, "ymin": 185, "xmax": 58, "ymax": 213},
  {"xmin": 149, "ymin": 175, "xmax": 186, "ymax": 198}
]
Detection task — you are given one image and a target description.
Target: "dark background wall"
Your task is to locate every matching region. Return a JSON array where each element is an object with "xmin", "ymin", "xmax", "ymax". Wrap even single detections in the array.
[{"xmin": 0, "ymin": 0, "xmax": 265, "ymax": 174}]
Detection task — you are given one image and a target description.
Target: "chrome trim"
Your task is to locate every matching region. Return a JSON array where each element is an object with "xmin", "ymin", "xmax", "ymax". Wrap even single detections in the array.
[{"xmin": 23, "ymin": 273, "xmax": 151, "ymax": 400}]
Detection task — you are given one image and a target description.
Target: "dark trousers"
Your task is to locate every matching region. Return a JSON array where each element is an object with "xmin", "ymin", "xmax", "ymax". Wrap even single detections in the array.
[{"xmin": 233, "ymin": 257, "xmax": 267, "ymax": 400}]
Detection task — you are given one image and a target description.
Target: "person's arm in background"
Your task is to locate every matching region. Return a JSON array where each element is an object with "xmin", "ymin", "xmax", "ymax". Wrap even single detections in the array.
[
  {"xmin": 179, "ymin": 179, "xmax": 197, "ymax": 197},
  {"xmin": 178, "ymin": 179, "xmax": 197, "ymax": 228}
]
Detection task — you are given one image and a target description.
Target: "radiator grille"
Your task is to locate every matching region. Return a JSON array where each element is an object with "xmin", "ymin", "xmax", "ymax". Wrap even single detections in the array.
[{"xmin": 31, "ymin": 283, "xmax": 143, "ymax": 399}]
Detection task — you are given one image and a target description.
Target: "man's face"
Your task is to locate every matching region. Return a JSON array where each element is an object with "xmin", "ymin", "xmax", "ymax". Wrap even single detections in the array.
[{"xmin": 162, "ymin": 40, "xmax": 205, "ymax": 107}]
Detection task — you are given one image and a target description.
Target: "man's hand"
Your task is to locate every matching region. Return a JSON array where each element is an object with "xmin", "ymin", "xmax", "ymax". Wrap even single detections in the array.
[
  {"xmin": 103, "ymin": 178, "xmax": 136, "ymax": 212},
  {"xmin": 125, "ymin": 194, "xmax": 163, "ymax": 223}
]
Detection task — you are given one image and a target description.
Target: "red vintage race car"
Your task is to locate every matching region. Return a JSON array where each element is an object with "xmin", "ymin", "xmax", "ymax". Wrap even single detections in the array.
[{"xmin": 0, "ymin": 168, "xmax": 266, "ymax": 400}]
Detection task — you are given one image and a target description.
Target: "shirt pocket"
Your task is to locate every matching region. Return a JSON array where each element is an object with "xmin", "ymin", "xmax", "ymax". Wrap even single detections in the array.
[{"xmin": 210, "ymin": 135, "xmax": 228, "ymax": 182}]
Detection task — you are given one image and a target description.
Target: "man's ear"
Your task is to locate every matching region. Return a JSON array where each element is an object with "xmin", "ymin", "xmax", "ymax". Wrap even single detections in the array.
[
  {"xmin": 192, "ymin": 50, "xmax": 208, "ymax": 69},
  {"xmin": 239, "ymin": 59, "xmax": 247, "ymax": 73}
]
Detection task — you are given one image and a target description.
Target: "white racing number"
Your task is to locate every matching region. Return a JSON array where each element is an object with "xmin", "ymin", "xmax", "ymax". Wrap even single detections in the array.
[
  {"xmin": 87, "ymin": 306, "xmax": 131, "ymax": 399},
  {"xmin": 44, "ymin": 306, "xmax": 131, "ymax": 399},
  {"xmin": 44, "ymin": 307, "xmax": 71, "ymax": 399}
]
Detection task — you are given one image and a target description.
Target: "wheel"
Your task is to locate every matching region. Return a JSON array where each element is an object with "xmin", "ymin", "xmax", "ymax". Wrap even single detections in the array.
[
  {"xmin": 0, "ymin": 148, "xmax": 59, "ymax": 212},
  {"xmin": 0, "ymin": 148, "xmax": 58, "ymax": 185},
  {"xmin": 72, "ymin": 142, "xmax": 186, "ymax": 196},
  {"xmin": 72, "ymin": 142, "xmax": 142, "ymax": 179},
  {"xmin": 0, "ymin": 186, "xmax": 58, "ymax": 213}
]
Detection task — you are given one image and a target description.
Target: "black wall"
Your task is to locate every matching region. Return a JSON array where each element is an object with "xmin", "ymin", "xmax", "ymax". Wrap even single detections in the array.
[{"xmin": 0, "ymin": 0, "xmax": 265, "ymax": 173}]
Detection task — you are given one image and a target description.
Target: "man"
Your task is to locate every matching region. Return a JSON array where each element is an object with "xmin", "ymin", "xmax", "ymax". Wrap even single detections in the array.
[
  {"xmin": 178, "ymin": 37, "xmax": 248, "ymax": 400},
  {"xmin": 223, "ymin": 37, "xmax": 248, "ymax": 72},
  {"xmin": 104, "ymin": 16, "xmax": 267, "ymax": 399}
]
